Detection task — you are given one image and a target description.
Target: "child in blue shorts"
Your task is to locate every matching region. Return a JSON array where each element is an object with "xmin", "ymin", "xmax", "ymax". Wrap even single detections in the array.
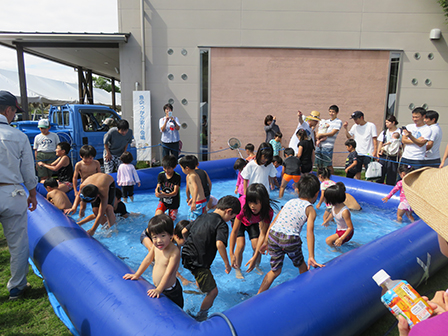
[{"xmin": 254, "ymin": 173, "xmax": 324, "ymax": 294}]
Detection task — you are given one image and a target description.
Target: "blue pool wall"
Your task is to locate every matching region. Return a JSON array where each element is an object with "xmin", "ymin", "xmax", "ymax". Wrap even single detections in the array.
[{"xmin": 28, "ymin": 158, "xmax": 444, "ymax": 336}]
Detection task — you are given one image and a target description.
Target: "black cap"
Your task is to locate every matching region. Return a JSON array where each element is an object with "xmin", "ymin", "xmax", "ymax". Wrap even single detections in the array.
[
  {"xmin": 0, "ymin": 91, "xmax": 24, "ymax": 112},
  {"xmin": 350, "ymin": 111, "xmax": 364, "ymax": 119}
]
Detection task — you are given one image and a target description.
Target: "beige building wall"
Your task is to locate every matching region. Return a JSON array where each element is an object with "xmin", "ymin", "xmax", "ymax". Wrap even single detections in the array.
[{"xmin": 118, "ymin": 0, "xmax": 448, "ymax": 163}]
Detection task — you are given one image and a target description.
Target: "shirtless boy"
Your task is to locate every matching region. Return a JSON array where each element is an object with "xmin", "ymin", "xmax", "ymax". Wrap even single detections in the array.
[
  {"xmin": 123, "ymin": 214, "xmax": 183, "ymax": 308},
  {"xmin": 65, "ymin": 173, "xmax": 116, "ymax": 236},
  {"xmin": 179, "ymin": 155, "xmax": 207, "ymax": 221},
  {"xmin": 73, "ymin": 145, "xmax": 101, "ymax": 217},
  {"xmin": 44, "ymin": 178, "xmax": 72, "ymax": 211}
]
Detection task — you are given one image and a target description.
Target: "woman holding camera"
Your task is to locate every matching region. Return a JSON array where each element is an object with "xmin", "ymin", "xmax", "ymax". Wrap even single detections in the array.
[{"xmin": 159, "ymin": 103, "xmax": 181, "ymax": 159}]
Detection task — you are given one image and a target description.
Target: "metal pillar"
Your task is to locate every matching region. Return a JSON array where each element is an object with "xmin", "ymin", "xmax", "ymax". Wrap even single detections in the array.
[{"xmin": 15, "ymin": 43, "xmax": 29, "ymax": 119}]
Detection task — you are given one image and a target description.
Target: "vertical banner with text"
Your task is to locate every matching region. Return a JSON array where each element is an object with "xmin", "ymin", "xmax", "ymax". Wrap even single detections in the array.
[{"xmin": 133, "ymin": 91, "xmax": 151, "ymax": 161}]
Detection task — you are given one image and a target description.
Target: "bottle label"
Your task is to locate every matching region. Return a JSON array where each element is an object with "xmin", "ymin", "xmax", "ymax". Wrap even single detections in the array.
[{"xmin": 381, "ymin": 281, "xmax": 433, "ymax": 327}]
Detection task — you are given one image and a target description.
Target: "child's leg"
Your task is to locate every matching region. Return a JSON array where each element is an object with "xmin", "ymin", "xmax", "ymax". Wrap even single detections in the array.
[
  {"xmin": 279, "ymin": 178, "xmax": 288, "ymax": 198},
  {"xmin": 325, "ymin": 233, "xmax": 340, "ymax": 247},
  {"xmin": 258, "ymin": 268, "xmax": 282, "ymax": 294},
  {"xmin": 105, "ymin": 204, "xmax": 116, "ymax": 228},
  {"xmin": 406, "ymin": 211, "xmax": 415, "ymax": 222},
  {"xmin": 234, "ymin": 236, "xmax": 246, "ymax": 279},
  {"xmin": 396, "ymin": 209, "xmax": 405, "ymax": 222},
  {"xmin": 58, "ymin": 182, "xmax": 70, "ymax": 193},
  {"xmin": 128, "ymin": 186, "xmax": 134, "ymax": 202},
  {"xmin": 201, "ymin": 287, "xmax": 218, "ymax": 312},
  {"xmin": 323, "ymin": 209, "xmax": 331, "ymax": 222}
]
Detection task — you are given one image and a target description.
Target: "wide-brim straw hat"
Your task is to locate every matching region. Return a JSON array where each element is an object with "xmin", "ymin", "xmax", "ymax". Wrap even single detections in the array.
[
  {"xmin": 403, "ymin": 166, "xmax": 448, "ymax": 241},
  {"xmin": 306, "ymin": 110, "xmax": 321, "ymax": 122}
]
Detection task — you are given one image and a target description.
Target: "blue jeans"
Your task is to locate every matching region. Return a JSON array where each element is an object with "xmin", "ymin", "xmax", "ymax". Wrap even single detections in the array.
[{"xmin": 315, "ymin": 147, "xmax": 334, "ymax": 167}]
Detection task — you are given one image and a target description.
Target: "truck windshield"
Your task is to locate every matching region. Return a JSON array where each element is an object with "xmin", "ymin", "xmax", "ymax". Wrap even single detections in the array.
[{"xmin": 80, "ymin": 110, "xmax": 119, "ymax": 132}]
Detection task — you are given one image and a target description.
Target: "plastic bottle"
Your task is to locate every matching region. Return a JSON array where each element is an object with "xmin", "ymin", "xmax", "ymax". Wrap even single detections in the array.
[{"xmin": 372, "ymin": 269, "xmax": 433, "ymax": 328}]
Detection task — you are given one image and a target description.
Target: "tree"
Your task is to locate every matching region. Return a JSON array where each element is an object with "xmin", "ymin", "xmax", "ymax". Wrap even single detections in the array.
[{"xmin": 93, "ymin": 76, "xmax": 121, "ymax": 93}]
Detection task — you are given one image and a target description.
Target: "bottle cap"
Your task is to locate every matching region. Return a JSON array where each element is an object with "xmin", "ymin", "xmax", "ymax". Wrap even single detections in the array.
[{"xmin": 372, "ymin": 269, "xmax": 390, "ymax": 286}]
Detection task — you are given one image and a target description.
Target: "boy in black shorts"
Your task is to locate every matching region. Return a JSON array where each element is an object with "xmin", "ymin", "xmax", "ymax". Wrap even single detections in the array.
[{"xmin": 181, "ymin": 195, "xmax": 241, "ymax": 321}]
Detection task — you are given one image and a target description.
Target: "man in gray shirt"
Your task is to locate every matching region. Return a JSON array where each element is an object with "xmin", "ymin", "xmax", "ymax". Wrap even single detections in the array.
[
  {"xmin": 0, "ymin": 90, "xmax": 38, "ymax": 300},
  {"xmin": 103, "ymin": 119, "xmax": 134, "ymax": 173}
]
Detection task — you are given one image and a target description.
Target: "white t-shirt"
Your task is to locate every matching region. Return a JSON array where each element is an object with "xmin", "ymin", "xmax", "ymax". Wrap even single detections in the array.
[
  {"xmin": 349, "ymin": 122, "xmax": 377, "ymax": 156},
  {"xmin": 159, "ymin": 116, "xmax": 180, "ymax": 143},
  {"xmin": 289, "ymin": 121, "xmax": 315, "ymax": 155},
  {"xmin": 33, "ymin": 132, "xmax": 60, "ymax": 152},
  {"xmin": 402, "ymin": 123, "xmax": 432, "ymax": 160},
  {"xmin": 320, "ymin": 118, "xmax": 342, "ymax": 149},
  {"xmin": 240, "ymin": 160, "xmax": 277, "ymax": 193},
  {"xmin": 426, "ymin": 123, "xmax": 442, "ymax": 160}
]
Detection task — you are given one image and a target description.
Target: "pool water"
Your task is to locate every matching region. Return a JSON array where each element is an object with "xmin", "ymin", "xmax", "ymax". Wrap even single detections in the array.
[{"xmin": 71, "ymin": 179, "xmax": 406, "ymax": 316}]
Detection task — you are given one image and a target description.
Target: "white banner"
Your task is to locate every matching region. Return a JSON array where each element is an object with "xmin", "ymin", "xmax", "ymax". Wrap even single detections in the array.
[{"xmin": 133, "ymin": 91, "xmax": 151, "ymax": 161}]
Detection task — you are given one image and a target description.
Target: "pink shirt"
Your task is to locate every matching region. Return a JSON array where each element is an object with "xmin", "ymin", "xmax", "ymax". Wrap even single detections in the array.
[
  {"xmin": 236, "ymin": 195, "xmax": 273, "ymax": 226},
  {"xmin": 236, "ymin": 172, "xmax": 245, "ymax": 195},
  {"xmin": 117, "ymin": 163, "xmax": 140, "ymax": 186},
  {"xmin": 386, "ymin": 180, "xmax": 407, "ymax": 202}
]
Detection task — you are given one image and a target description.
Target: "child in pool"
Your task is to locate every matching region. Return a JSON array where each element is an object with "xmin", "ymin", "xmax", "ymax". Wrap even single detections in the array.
[
  {"xmin": 124, "ymin": 214, "xmax": 184, "ymax": 308},
  {"xmin": 229, "ymin": 183, "xmax": 276, "ymax": 279},
  {"xmin": 241, "ymin": 142, "xmax": 277, "ymax": 194},
  {"xmin": 248, "ymin": 174, "xmax": 324, "ymax": 293},
  {"xmin": 117, "ymin": 151, "xmax": 141, "ymax": 202},
  {"xmin": 296, "ymin": 129, "xmax": 315, "ymax": 174},
  {"xmin": 234, "ymin": 158, "xmax": 247, "ymax": 197},
  {"xmin": 321, "ymin": 182, "xmax": 354, "ymax": 247},
  {"xmin": 316, "ymin": 167, "xmax": 336, "ymax": 222},
  {"xmin": 382, "ymin": 165, "xmax": 415, "ymax": 222},
  {"xmin": 279, "ymin": 147, "xmax": 301, "ymax": 199}
]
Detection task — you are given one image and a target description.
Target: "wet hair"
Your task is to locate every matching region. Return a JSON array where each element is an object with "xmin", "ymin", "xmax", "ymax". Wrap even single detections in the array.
[
  {"xmin": 163, "ymin": 103, "xmax": 173, "ymax": 112},
  {"xmin": 425, "ymin": 110, "xmax": 439, "ymax": 123},
  {"xmin": 296, "ymin": 173, "xmax": 320, "ymax": 199},
  {"xmin": 345, "ymin": 139, "xmax": 356, "ymax": 149},
  {"xmin": 79, "ymin": 145, "xmax": 97, "ymax": 158},
  {"xmin": 43, "ymin": 177, "xmax": 58, "ymax": 189},
  {"xmin": 296, "ymin": 129, "xmax": 308, "ymax": 141},
  {"xmin": 117, "ymin": 119, "xmax": 129, "ymax": 131},
  {"xmin": 317, "ymin": 167, "xmax": 331, "ymax": 180},
  {"xmin": 399, "ymin": 165, "xmax": 415, "ymax": 175},
  {"xmin": 147, "ymin": 214, "xmax": 174, "ymax": 240},
  {"xmin": 329, "ymin": 105, "xmax": 339, "ymax": 113},
  {"xmin": 385, "ymin": 114, "xmax": 398, "ymax": 126},
  {"xmin": 284, "ymin": 148, "xmax": 295, "ymax": 157},
  {"xmin": 178, "ymin": 155, "xmax": 197, "ymax": 170},
  {"xmin": 120, "ymin": 151, "xmax": 133, "ymax": 164},
  {"xmin": 233, "ymin": 158, "xmax": 247, "ymax": 172},
  {"xmin": 272, "ymin": 155, "xmax": 283, "ymax": 165},
  {"xmin": 255, "ymin": 142, "xmax": 274, "ymax": 166},
  {"xmin": 244, "ymin": 183, "xmax": 277, "ymax": 223},
  {"xmin": 57, "ymin": 142, "xmax": 71, "ymax": 154},
  {"xmin": 216, "ymin": 195, "xmax": 241, "ymax": 215},
  {"xmin": 245, "ymin": 143, "xmax": 255, "ymax": 152},
  {"xmin": 162, "ymin": 155, "xmax": 178, "ymax": 169},
  {"xmin": 174, "ymin": 220, "xmax": 190, "ymax": 239},
  {"xmin": 80, "ymin": 184, "xmax": 99, "ymax": 202},
  {"xmin": 115, "ymin": 188, "xmax": 122, "ymax": 199},
  {"xmin": 412, "ymin": 107, "xmax": 427, "ymax": 117},
  {"xmin": 324, "ymin": 182, "xmax": 346, "ymax": 205},
  {"xmin": 275, "ymin": 132, "xmax": 283, "ymax": 139},
  {"xmin": 264, "ymin": 115, "xmax": 274, "ymax": 126}
]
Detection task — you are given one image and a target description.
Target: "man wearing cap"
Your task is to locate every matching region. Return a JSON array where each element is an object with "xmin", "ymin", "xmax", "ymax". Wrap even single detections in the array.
[
  {"xmin": 34, "ymin": 118, "xmax": 59, "ymax": 182},
  {"xmin": 401, "ymin": 107, "xmax": 432, "ymax": 169},
  {"xmin": 343, "ymin": 111, "xmax": 378, "ymax": 179},
  {"xmin": 288, "ymin": 110, "xmax": 320, "ymax": 155},
  {"xmin": 0, "ymin": 90, "xmax": 38, "ymax": 300}
]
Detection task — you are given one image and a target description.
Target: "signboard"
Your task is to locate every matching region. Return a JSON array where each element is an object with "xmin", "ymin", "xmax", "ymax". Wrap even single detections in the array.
[{"xmin": 133, "ymin": 91, "xmax": 151, "ymax": 161}]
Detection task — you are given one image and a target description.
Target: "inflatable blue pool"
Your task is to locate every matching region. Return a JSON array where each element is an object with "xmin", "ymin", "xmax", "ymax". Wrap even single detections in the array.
[{"xmin": 28, "ymin": 158, "xmax": 448, "ymax": 336}]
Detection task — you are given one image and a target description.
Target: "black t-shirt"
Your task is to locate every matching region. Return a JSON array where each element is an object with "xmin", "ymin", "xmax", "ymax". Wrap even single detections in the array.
[
  {"xmin": 196, "ymin": 168, "xmax": 210, "ymax": 198},
  {"xmin": 283, "ymin": 156, "xmax": 301, "ymax": 175},
  {"xmin": 115, "ymin": 201, "xmax": 128, "ymax": 216},
  {"xmin": 298, "ymin": 139, "xmax": 314, "ymax": 165},
  {"xmin": 345, "ymin": 151, "xmax": 359, "ymax": 171},
  {"xmin": 182, "ymin": 213, "xmax": 229, "ymax": 270},
  {"xmin": 157, "ymin": 171, "xmax": 181, "ymax": 209}
]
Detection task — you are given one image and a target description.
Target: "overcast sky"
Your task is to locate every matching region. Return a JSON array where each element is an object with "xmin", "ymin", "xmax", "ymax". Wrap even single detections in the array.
[{"xmin": 0, "ymin": 0, "xmax": 118, "ymax": 82}]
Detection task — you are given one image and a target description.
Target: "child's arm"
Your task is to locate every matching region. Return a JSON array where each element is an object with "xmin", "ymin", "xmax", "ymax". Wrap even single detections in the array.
[
  {"xmin": 334, "ymin": 209, "xmax": 353, "ymax": 247},
  {"xmin": 95, "ymin": 160, "xmax": 101, "ymax": 173},
  {"xmin": 73, "ymin": 163, "xmax": 81, "ymax": 195},
  {"xmin": 440, "ymin": 144, "xmax": 448, "ymax": 168},
  {"xmin": 216, "ymin": 240, "xmax": 231, "ymax": 274},
  {"xmin": 316, "ymin": 189, "xmax": 324, "ymax": 209},
  {"xmin": 321, "ymin": 211, "xmax": 334, "ymax": 227},
  {"xmin": 155, "ymin": 183, "xmax": 162, "ymax": 198},
  {"xmin": 65, "ymin": 192, "xmax": 82, "ymax": 215},
  {"xmin": 229, "ymin": 217, "xmax": 242, "ymax": 268},
  {"xmin": 296, "ymin": 145, "xmax": 303, "ymax": 159},
  {"xmin": 132, "ymin": 167, "xmax": 141, "ymax": 187},
  {"xmin": 305, "ymin": 206, "xmax": 324, "ymax": 268},
  {"xmin": 37, "ymin": 156, "xmax": 62, "ymax": 171},
  {"xmin": 87, "ymin": 195, "xmax": 108, "ymax": 236},
  {"xmin": 185, "ymin": 175, "xmax": 191, "ymax": 204},
  {"xmin": 205, "ymin": 171, "xmax": 212, "ymax": 194},
  {"xmin": 123, "ymin": 247, "xmax": 155, "ymax": 280},
  {"xmin": 77, "ymin": 214, "xmax": 96, "ymax": 225},
  {"xmin": 243, "ymin": 179, "xmax": 249, "ymax": 196},
  {"xmin": 187, "ymin": 176, "xmax": 198, "ymax": 211},
  {"xmin": 382, "ymin": 183, "xmax": 400, "ymax": 202},
  {"xmin": 345, "ymin": 159, "xmax": 358, "ymax": 173},
  {"xmin": 147, "ymin": 249, "xmax": 180, "ymax": 298}
]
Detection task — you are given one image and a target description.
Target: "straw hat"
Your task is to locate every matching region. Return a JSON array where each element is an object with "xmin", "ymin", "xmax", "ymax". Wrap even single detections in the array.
[
  {"xmin": 402, "ymin": 166, "xmax": 448, "ymax": 241},
  {"xmin": 306, "ymin": 110, "xmax": 321, "ymax": 122}
]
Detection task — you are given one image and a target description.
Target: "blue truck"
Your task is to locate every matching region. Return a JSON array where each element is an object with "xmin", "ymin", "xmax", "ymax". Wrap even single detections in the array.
[{"xmin": 12, "ymin": 104, "xmax": 136, "ymax": 166}]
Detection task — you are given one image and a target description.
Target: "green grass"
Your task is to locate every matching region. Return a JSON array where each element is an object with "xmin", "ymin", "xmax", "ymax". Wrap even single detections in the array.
[{"xmin": 0, "ymin": 226, "xmax": 71, "ymax": 336}]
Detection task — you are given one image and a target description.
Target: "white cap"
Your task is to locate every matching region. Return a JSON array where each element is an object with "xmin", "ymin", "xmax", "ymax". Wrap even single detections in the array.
[
  {"xmin": 372, "ymin": 269, "xmax": 390, "ymax": 286},
  {"xmin": 38, "ymin": 119, "xmax": 50, "ymax": 128}
]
